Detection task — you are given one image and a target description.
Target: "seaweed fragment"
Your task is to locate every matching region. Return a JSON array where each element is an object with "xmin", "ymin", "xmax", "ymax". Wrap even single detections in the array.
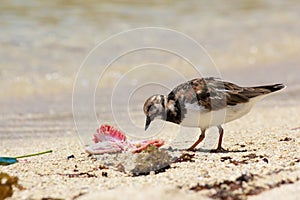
[
  {"xmin": 190, "ymin": 172, "xmax": 296, "ymax": 200},
  {"xmin": 71, "ymin": 192, "xmax": 87, "ymax": 200},
  {"xmin": 131, "ymin": 145, "xmax": 172, "ymax": 176},
  {"xmin": 242, "ymin": 153, "xmax": 258, "ymax": 159},
  {"xmin": 262, "ymin": 157, "xmax": 269, "ymax": 163},
  {"xmin": 98, "ymin": 165, "xmax": 109, "ymax": 170},
  {"xmin": 101, "ymin": 172, "xmax": 108, "ymax": 177},
  {"xmin": 279, "ymin": 137, "xmax": 292, "ymax": 142},
  {"xmin": 220, "ymin": 154, "xmax": 269, "ymax": 166},
  {"xmin": 58, "ymin": 172, "xmax": 97, "ymax": 178},
  {"xmin": 67, "ymin": 155, "xmax": 75, "ymax": 159},
  {"xmin": 220, "ymin": 156, "xmax": 232, "ymax": 162},
  {"xmin": 190, "ymin": 173, "xmax": 260, "ymax": 199},
  {"xmin": 0, "ymin": 173, "xmax": 23, "ymax": 200},
  {"xmin": 174, "ymin": 153, "xmax": 195, "ymax": 163}
]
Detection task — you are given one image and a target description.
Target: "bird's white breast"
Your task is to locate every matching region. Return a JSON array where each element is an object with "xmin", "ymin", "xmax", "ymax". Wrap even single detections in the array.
[{"xmin": 181, "ymin": 98, "xmax": 261, "ymax": 129}]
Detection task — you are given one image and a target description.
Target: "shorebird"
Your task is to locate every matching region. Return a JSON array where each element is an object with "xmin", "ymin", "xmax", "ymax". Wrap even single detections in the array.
[{"xmin": 143, "ymin": 77, "xmax": 285, "ymax": 152}]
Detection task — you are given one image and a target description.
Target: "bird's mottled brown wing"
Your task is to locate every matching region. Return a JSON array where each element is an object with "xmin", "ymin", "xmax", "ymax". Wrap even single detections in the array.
[
  {"xmin": 166, "ymin": 77, "xmax": 284, "ymax": 123},
  {"xmin": 192, "ymin": 77, "xmax": 247, "ymax": 110},
  {"xmin": 168, "ymin": 77, "xmax": 251, "ymax": 111},
  {"xmin": 194, "ymin": 77, "xmax": 281, "ymax": 110},
  {"xmin": 168, "ymin": 77, "xmax": 283, "ymax": 112},
  {"xmin": 167, "ymin": 78, "xmax": 221, "ymax": 111}
]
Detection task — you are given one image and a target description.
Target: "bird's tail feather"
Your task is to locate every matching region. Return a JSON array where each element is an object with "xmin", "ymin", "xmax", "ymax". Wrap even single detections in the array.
[
  {"xmin": 253, "ymin": 83, "xmax": 286, "ymax": 93},
  {"xmin": 243, "ymin": 83, "xmax": 285, "ymax": 99}
]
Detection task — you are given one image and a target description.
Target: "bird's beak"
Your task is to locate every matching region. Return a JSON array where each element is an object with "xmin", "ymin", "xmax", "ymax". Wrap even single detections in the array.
[{"xmin": 145, "ymin": 116, "xmax": 151, "ymax": 131}]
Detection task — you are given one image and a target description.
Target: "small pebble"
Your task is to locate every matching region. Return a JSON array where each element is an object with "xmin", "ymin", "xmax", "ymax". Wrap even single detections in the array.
[
  {"xmin": 67, "ymin": 155, "xmax": 75, "ymax": 159},
  {"xmin": 102, "ymin": 172, "xmax": 108, "ymax": 177}
]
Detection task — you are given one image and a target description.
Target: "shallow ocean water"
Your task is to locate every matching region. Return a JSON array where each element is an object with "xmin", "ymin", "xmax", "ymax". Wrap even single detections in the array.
[
  {"xmin": 1, "ymin": 0, "xmax": 299, "ymax": 102},
  {"xmin": 0, "ymin": 0, "xmax": 299, "ymax": 146}
]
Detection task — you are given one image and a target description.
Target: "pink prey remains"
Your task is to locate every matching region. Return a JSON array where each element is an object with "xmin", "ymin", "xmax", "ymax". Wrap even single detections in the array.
[{"xmin": 85, "ymin": 125, "xmax": 165, "ymax": 154}]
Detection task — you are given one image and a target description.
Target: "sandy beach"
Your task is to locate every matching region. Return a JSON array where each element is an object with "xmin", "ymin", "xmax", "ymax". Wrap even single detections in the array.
[
  {"xmin": 1, "ymin": 99, "xmax": 300, "ymax": 199},
  {"xmin": 1, "ymin": 1, "xmax": 300, "ymax": 199}
]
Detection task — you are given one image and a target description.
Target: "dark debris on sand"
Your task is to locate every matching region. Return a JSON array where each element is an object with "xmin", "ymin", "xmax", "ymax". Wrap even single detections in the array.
[
  {"xmin": 58, "ymin": 172, "xmax": 97, "ymax": 178},
  {"xmin": 279, "ymin": 137, "xmax": 293, "ymax": 142},
  {"xmin": 173, "ymin": 153, "xmax": 195, "ymax": 163},
  {"xmin": 0, "ymin": 172, "xmax": 24, "ymax": 200},
  {"xmin": 190, "ymin": 173, "xmax": 257, "ymax": 200},
  {"xmin": 220, "ymin": 153, "xmax": 269, "ymax": 166},
  {"xmin": 190, "ymin": 172, "xmax": 297, "ymax": 200}
]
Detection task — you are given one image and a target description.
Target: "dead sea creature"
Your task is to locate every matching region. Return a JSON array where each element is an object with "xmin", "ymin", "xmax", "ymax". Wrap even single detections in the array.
[
  {"xmin": 131, "ymin": 145, "xmax": 172, "ymax": 176},
  {"xmin": 85, "ymin": 125, "xmax": 164, "ymax": 154},
  {"xmin": 0, "ymin": 150, "xmax": 53, "ymax": 166}
]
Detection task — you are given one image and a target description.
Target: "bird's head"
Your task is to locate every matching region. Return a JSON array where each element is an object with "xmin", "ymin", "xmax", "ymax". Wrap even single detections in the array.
[{"xmin": 143, "ymin": 94, "xmax": 167, "ymax": 130}]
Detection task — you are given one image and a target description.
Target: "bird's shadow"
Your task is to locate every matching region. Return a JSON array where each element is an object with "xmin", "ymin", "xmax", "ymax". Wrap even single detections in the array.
[
  {"xmin": 165, "ymin": 147, "xmax": 247, "ymax": 153},
  {"xmin": 199, "ymin": 148, "xmax": 247, "ymax": 153}
]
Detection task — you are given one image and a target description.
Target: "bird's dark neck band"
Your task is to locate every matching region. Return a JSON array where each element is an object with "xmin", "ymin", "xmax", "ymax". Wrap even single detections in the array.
[{"xmin": 166, "ymin": 99, "xmax": 186, "ymax": 125}]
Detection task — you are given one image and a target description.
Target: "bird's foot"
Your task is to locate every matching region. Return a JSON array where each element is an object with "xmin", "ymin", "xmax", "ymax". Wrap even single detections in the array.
[
  {"xmin": 210, "ymin": 147, "xmax": 228, "ymax": 153},
  {"xmin": 186, "ymin": 148, "xmax": 196, "ymax": 152}
]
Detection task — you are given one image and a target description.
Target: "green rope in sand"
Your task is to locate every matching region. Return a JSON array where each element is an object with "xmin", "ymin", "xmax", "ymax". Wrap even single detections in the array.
[
  {"xmin": 15, "ymin": 150, "xmax": 52, "ymax": 159},
  {"xmin": 0, "ymin": 150, "xmax": 52, "ymax": 165}
]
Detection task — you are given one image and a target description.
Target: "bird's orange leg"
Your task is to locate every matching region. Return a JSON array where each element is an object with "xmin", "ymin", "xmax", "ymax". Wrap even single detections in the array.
[
  {"xmin": 217, "ymin": 125, "xmax": 225, "ymax": 150},
  {"xmin": 211, "ymin": 125, "xmax": 227, "ymax": 152},
  {"xmin": 187, "ymin": 129, "xmax": 206, "ymax": 151}
]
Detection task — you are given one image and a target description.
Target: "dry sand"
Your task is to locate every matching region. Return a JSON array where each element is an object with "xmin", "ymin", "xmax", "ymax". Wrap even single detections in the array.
[{"xmin": 1, "ymin": 101, "xmax": 300, "ymax": 200}]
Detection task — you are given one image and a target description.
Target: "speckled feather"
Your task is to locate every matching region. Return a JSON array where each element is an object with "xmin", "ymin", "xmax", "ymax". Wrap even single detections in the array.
[
  {"xmin": 144, "ymin": 77, "xmax": 285, "ymax": 126},
  {"xmin": 168, "ymin": 77, "xmax": 281, "ymax": 111},
  {"xmin": 143, "ymin": 77, "xmax": 285, "ymax": 151}
]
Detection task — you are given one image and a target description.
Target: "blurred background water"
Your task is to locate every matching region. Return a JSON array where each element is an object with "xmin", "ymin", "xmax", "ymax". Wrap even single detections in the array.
[
  {"xmin": 0, "ymin": 0, "xmax": 299, "ymax": 113},
  {"xmin": 1, "ymin": 0, "xmax": 300, "ymax": 147}
]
